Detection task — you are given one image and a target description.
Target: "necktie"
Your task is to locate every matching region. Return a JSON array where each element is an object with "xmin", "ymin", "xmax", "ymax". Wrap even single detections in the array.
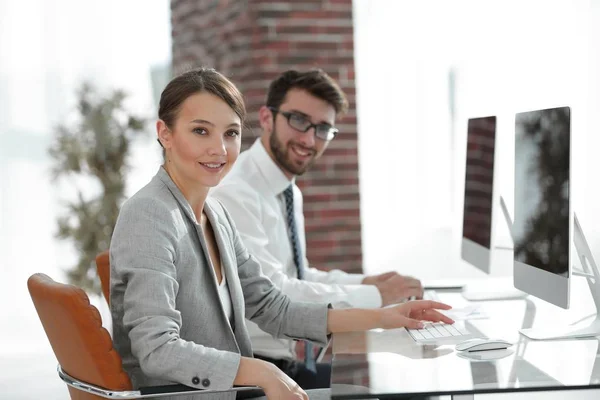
[
  {"xmin": 283, "ymin": 185, "xmax": 304, "ymax": 279},
  {"xmin": 282, "ymin": 185, "xmax": 316, "ymax": 372}
]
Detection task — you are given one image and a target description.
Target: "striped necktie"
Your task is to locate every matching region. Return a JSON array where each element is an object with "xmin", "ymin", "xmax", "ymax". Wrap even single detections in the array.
[
  {"xmin": 282, "ymin": 185, "xmax": 316, "ymax": 372},
  {"xmin": 283, "ymin": 185, "xmax": 304, "ymax": 279}
]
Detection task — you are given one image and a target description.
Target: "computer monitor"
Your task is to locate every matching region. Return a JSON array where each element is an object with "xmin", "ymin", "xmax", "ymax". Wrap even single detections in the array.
[
  {"xmin": 460, "ymin": 117, "xmax": 525, "ymax": 301},
  {"xmin": 513, "ymin": 106, "xmax": 571, "ymax": 309},
  {"xmin": 461, "ymin": 116, "xmax": 497, "ymax": 274},
  {"xmin": 512, "ymin": 106, "xmax": 600, "ymax": 340}
]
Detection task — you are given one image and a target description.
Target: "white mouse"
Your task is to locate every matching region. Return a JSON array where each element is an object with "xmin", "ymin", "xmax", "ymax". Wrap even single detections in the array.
[{"xmin": 455, "ymin": 338, "xmax": 512, "ymax": 352}]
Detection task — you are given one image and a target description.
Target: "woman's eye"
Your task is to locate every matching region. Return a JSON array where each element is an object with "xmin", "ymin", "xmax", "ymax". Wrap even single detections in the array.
[
  {"xmin": 193, "ymin": 127, "xmax": 208, "ymax": 135},
  {"xmin": 226, "ymin": 130, "xmax": 240, "ymax": 137}
]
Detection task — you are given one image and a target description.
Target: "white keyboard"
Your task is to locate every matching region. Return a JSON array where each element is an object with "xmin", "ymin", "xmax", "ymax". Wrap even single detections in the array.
[
  {"xmin": 407, "ymin": 290, "xmax": 440, "ymax": 302},
  {"xmin": 407, "ymin": 290, "xmax": 477, "ymax": 343},
  {"xmin": 406, "ymin": 321, "xmax": 476, "ymax": 343},
  {"xmin": 407, "ymin": 290, "xmax": 479, "ymax": 343},
  {"xmin": 422, "ymin": 290, "xmax": 441, "ymax": 301}
]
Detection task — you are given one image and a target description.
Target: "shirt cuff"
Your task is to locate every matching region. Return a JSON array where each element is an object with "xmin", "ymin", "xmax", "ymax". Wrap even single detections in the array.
[
  {"xmin": 345, "ymin": 284, "xmax": 382, "ymax": 309},
  {"xmin": 334, "ymin": 273, "xmax": 366, "ymax": 285}
]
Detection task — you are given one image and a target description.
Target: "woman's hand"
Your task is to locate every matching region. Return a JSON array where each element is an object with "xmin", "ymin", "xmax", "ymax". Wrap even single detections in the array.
[
  {"xmin": 236, "ymin": 357, "xmax": 307, "ymax": 400},
  {"xmin": 260, "ymin": 362, "xmax": 308, "ymax": 400},
  {"xmin": 379, "ymin": 300, "xmax": 454, "ymax": 329}
]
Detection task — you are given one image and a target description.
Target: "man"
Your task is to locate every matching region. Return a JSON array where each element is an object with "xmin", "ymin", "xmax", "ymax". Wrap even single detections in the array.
[{"xmin": 211, "ymin": 69, "xmax": 423, "ymax": 389}]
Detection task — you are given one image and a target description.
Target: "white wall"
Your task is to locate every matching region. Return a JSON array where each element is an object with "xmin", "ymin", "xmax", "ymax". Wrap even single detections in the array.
[
  {"xmin": 354, "ymin": 0, "xmax": 600, "ymax": 282},
  {"xmin": 0, "ymin": 1, "xmax": 170, "ymax": 398}
]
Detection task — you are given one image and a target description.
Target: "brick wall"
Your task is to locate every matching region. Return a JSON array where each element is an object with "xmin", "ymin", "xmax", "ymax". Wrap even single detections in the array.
[{"xmin": 171, "ymin": 0, "xmax": 363, "ymax": 274}]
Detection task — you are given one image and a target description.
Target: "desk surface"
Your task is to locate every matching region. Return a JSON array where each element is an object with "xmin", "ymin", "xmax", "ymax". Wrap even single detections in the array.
[{"xmin": 331, "ymin": 287, "xmax": 600, "ymax": 398}]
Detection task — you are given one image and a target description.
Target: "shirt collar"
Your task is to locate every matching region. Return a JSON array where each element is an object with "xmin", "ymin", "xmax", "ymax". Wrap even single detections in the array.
[{"xmin": 249, "ymin": 139, "xmax": 295, "ymax": 196}]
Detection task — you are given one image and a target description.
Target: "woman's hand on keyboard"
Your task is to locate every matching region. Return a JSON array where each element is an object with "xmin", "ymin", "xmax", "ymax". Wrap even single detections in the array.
[{"xmin": 380, "ymin": 300, "xmax": 454, "ymax": 330}]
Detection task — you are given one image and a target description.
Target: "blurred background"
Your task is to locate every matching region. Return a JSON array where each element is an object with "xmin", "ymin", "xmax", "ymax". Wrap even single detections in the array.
[
  {"xmin": 0, "ymin": 0, "xmax": 170, "ymax": 397},
  {"xmin": 2, "ymin": 0, "xmax": 600, "ymax": 398}
]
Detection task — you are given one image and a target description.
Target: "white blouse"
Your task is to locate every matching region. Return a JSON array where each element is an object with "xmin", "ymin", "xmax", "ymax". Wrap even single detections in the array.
[{"xmin": 217, "ymin": 273, "xmax": 233, "ymax": 324}]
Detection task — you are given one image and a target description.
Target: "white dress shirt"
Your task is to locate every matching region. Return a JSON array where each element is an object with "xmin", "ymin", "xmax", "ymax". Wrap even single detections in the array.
[{"xmin": 211, "ymin": 139, "xmax": 381, "ymax": 360}]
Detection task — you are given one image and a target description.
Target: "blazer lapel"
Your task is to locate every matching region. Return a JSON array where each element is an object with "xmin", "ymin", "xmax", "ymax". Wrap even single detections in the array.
[
  {"xmin": 203, "ymin": 203, "xmax": 245, "ymax": 332},
  {"xmin": 156, "ymin": 168, "xmax": 241, "ymax": 338}
]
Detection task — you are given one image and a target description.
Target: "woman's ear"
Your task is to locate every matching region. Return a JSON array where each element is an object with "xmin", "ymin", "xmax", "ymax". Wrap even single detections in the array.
[
  {"xmin": 258, "ymin": 106, "xmax": 274, "ymax": 134},
  {"xmin": 156, "ymin": 120, "xmax": 171, "ymax": 149}
]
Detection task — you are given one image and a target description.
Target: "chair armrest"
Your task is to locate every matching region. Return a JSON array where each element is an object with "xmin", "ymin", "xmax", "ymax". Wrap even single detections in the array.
[
  {"xmin": 58, "ymin": 365, "xmax": 263, "ymax": 399},
  {"xmin": 140, "ymin": 384, "xmax": 265, "ymax": 398}
]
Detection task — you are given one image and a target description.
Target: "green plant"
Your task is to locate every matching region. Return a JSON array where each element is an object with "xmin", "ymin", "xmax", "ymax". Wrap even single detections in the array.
[{"xmin": 49, "ymin": 83, "xmax": 147, "ymax": 293}]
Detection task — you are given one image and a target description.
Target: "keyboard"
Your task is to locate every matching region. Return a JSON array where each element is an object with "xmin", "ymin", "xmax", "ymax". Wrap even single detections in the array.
[
  {"xmin": 422, "ymin": 290, "xmax": 441, "ymax": 301},
  {"xmin": 406, "ymin": 321, "xmax": 476, "ymax": 343},
  {"xmin": 407, "ymin": 290, "xmax": 440, "ymax": 302},
  {"xmin": 407, "ymin": 290, "xmax": 479, "ymax": 343}
]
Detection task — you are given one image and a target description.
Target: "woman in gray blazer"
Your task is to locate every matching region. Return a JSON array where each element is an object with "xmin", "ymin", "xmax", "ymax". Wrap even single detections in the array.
[{"xmin": 109, "ymin": 68, "xmax": 453, "ymax": 400}]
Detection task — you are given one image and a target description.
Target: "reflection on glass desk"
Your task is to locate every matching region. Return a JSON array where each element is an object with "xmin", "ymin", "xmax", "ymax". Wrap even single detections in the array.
[{"xmin": 331, "ymin": 291, "xmax": 600, "ymax": 399}]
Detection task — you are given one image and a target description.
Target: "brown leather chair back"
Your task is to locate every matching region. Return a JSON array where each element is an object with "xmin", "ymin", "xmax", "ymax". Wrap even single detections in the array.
[
  {"xmin": 96, "ymin": 250, "xmax": 110, "ymax": 304},
  {"xmin": 27, "ymin": 273, "xmax": 132, "ymax": 400}
]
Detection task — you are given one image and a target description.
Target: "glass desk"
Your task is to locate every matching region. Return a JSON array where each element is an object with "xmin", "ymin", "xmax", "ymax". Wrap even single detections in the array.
[{"xmin": 330, "ymin": 289, "xmax": 600, "ymax": 399}]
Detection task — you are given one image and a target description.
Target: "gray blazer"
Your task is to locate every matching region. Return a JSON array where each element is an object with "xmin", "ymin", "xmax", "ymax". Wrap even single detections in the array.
[{"xmin": 110, "ymin": 167, "xmax": 330, "ymax": 400}]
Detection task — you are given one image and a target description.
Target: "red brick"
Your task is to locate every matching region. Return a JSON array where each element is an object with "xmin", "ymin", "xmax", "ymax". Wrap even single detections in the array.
[{"xmin": 172, "ymin": 0, "xmax": 362, "ymax": 274}]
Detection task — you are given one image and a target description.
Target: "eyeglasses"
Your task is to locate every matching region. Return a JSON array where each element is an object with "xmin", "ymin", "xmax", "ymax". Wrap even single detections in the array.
[{"xmin": 268, "ymin": 107, "xmax": 338, "ymax": 141}]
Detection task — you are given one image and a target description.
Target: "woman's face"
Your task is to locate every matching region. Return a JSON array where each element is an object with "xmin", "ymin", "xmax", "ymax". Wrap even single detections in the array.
[{"xmin": 158, "ymin": 92, "xmax": 242, "ymax": 189}]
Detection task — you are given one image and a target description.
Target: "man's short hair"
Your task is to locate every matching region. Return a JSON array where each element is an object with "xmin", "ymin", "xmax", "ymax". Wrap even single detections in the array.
[{"xmin": 266, "ymin": 69, "xmax": 348, "ymax": 114}]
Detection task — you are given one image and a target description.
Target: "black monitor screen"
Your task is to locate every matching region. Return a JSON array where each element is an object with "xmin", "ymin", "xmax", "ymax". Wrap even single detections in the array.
[
  {"xmin": 514, "ymin": 107, "xmax": 570, "ymax": 277},
  {"xmin": 462, "ymin": 116, "xmax": 497, "ymax": 249}
]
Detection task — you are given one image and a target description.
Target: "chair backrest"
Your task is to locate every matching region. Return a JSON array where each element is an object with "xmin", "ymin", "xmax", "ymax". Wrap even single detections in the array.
[
  {"xmin": 27, "ymin": 273, "xmax": 132, "ymax": 400},
  {"xmin": 96, "ymin": 250, "xmax": 110, "ymax": 304}
]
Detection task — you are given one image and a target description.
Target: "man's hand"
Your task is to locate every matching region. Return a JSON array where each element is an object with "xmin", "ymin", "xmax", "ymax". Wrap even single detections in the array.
[{"xmin": 362, "ymin": 271, "xmax": 424, "ymax": 306}]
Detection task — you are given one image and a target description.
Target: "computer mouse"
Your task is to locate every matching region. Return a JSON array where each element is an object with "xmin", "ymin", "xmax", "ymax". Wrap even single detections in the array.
[
  {"xmin": 457, "ymin": 348, "xmax": 514, "ymax": 362},
  {"xmin": 455, "ymin": 338, "xmax": 512, "ymax": 352}
]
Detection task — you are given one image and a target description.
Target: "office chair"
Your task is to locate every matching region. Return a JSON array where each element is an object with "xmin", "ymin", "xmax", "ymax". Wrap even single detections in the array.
[
  {"xmin": 27, "ymin": 273, "xmax": 261, "ymax": 399},
  {"xmin": 95, "ymin": 250, "xmax": 110, "ymax": 304}
]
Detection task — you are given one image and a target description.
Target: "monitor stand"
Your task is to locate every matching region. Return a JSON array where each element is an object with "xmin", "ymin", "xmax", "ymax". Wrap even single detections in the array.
[{"xmin": 519, "ymin": 214, "xmax": 600, "ymax": 340}]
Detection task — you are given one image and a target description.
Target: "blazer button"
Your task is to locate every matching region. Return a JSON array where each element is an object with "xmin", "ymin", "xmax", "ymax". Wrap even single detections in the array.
[
  {"xmin": 192, "ymin": 376, "xmax": 200, "ymax": 385},
  {"xmin": 202, "ymin": 378, "xmax": 211, "ymax": 387}
]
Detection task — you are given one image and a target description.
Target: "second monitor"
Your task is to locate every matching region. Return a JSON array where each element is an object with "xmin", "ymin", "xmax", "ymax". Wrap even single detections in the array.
[
  {"xmin": 461, "ymin": 116, "xmax": 497, "ymax": 273},
  {"xmin": 461, "ymin": 116, "xmax": 525, "ymax": 300}
]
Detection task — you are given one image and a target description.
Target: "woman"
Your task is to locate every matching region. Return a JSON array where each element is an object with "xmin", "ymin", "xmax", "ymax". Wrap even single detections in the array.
[{"xmin": 110, "ymin": 68, "xmax": 453, "ymax": 400}]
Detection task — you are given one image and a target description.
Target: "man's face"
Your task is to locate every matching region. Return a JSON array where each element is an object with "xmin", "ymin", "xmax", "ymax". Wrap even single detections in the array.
[{"xmin": 266, "ymin": 88, "xmax": 337, "ymax": 176}]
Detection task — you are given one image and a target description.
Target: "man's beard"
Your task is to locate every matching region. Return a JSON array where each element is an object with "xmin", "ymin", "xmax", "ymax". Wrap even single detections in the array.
[{"xmin": 269, "ymin": 128, "xmax": 315, "ymax": 176}]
